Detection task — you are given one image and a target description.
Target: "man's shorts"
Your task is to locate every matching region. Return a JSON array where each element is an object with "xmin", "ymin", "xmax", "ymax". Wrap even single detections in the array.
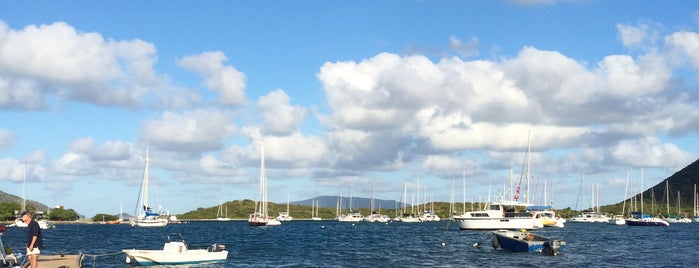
[{"xmin": 26, "ymin": 247, "xmax": 40, "ymax": 255}]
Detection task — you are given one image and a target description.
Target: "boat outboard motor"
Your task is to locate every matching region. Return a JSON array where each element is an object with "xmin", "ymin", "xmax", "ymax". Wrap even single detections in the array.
[{"xmin": 209, "ymin": 244, "xmax": 226, "ymax": 252}]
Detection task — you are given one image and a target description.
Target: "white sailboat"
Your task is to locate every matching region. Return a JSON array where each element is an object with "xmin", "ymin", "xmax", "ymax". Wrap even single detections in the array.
[
  {"xmin": 311, "ymin": 199, "xmax": 322, "ymax": 221},
  {"xmin": 130, "ymin": 149, "xmax": 168, "ymax": 227},
  {"xmin": 249, "ymin": 139, "xmax": 281, "ymax": 226},
  {"xmin": 336, "ymin": 182, "xmax": 363, "ymax": 222},
  {"xmin": 276, "ymin": 197, "xmax": 294, "ymax": 221},
  {"xmin": 216, "ymin": 200, "xmax": 231, "ymax": 221},
  {"xmin": 10, "ymin": 165, "xmax": 54, "ymax": 229}
]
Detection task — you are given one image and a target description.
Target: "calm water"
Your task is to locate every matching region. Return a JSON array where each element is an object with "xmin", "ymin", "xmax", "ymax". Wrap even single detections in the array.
[{"xmin": 1, "ymin": 220, "xmax": 698, "ymax": 267}]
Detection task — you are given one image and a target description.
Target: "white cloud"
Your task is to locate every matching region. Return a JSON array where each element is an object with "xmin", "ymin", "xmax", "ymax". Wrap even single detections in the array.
[
  {"xmin": 257, "ymin": 89, "xmax": 308, "ymax": 136},
  {"xmin": 665, "ymin": 31, "xmax": 699, "ymax": 70},
  {"xmin": 610, "ymin": 137, "xmax": 694, "ymax": 168},
  {"xmin": 141, "ymin": 109, "xmax": 236, "ymax": 153},
  {"xmin": 0, "ymin": 21, "xmax": 174, "ymax": 108},
  {"xmin": 178, "ymin": 51, "xmax": 247, "ymax": 106}
]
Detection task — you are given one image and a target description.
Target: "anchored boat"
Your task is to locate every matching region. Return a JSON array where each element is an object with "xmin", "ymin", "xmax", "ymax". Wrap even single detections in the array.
[
  {"xmin": 491, "ymin": 229, "xmax": 565, "ymax": 255},
  {"xmin": 122, "ymin": 234, "xmax": 228, "ymax": 266}
]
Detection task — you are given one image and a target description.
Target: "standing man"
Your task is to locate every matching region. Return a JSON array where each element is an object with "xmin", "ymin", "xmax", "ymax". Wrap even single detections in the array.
[{"xmin": 21, "ymin": 211, "xmax": 42, "ymax": 268}]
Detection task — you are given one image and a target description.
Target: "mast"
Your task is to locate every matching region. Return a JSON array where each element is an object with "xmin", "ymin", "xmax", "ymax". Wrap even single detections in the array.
[
  {"xmin": 622, "ymin": 167, "xmax": 630, "ymax": 217},
  {"xmin": 641, "ymin": 168, "xmax": 644, "ymax": 215},
  {"xmin": 462, "ymin": 170, "xmax": 466, "ymax": 214},
  {"xmin": 526, "ymin": 130, "xmax": 531, "ymax": 204},
  {"xmin": 22, "ymin": 164, "xmax": 27, "ymax": 212}
]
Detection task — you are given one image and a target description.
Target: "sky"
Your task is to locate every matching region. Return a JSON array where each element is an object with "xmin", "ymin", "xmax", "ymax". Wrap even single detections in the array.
[{"xmin": 1, "ymin": 0, "xmax": 698, "ymax": 217}]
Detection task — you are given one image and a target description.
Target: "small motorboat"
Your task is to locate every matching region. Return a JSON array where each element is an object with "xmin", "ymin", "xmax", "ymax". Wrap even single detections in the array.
[
  {"xmin": 123, "ymin": 234, "xmax": 228, "ymax": 266},
  {"xmin": 492, "ymin": 229, "xmax": 565, "ymax": 255}
]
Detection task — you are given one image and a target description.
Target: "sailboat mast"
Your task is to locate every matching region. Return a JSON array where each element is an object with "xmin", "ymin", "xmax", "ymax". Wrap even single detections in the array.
[
  {"xmin": 462, "ymin": 170, "xmax": 466, "ymax": 214},
  {"xmin": 22, "ymin": 164, "xmax": 27, "ymax": 212},
  {"xmin": 526, "ymin": 130, "xmax": 531, "ymax": 204},
  {"xmin": 258, "ymin": 139, "xmax": 266, "ymax": 216},
  {"xmin": 142, "ymin": 149, "xmax": 150, "ymax": 211}
]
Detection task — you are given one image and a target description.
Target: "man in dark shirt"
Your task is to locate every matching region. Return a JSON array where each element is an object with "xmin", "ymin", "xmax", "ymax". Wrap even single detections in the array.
[{"xmin": 21, "ymin": 211, "xmax": 42, "ymax": 268}]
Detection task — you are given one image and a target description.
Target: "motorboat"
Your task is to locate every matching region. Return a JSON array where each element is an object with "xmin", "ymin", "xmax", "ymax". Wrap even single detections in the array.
[
  {"xmin": 492, "ymin": 229, "xmax": 565, "ymax": 255},
  {"xmin": 123, "ymin": 234, "xmax": 228, "ymax": 266},
  {"xmin": 453, "ymin": 200, "xmax": 537, "ymax": 230}
]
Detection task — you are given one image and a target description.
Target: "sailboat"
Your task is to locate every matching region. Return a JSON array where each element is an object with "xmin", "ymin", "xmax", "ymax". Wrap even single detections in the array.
[
  {"xmin": 336, "ymin": 181, "xmax": 363, "ymax": 222},
  {"xmin": 11, "ymin": 165, "xmax": 55, "ymax": 229},
  {"xmin": 625, "ymin": 168, "xmax": 669, "ymax": 227},
  {"xmin": 276, "ymin": 197, "xmax": 294, "ymax": 221},
  {"xmin": 216, "ymin": 200, "xmax": 231, "ymax": 221},
  {"xmin": 311, "ymin": 199, "xmax": 322, "ymax": 221},
  {"xmin": 248, "ymin": 139, "xmax": 281, "ymax": 226},
  {"xmin": 364, "ymin": 184, "xmax": 388, "ymax": 222},
  {"xmin": 130, "ymin": 149, "xmax": 168, "ymax": 227}
]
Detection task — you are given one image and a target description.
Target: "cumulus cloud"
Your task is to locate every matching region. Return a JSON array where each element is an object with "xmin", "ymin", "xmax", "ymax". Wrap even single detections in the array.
[
  {"xmin": 178, "ymin": 51, "xmax": 247, "ymax": 106},
  {"xmin": 257, "ymin": 89, "xmax": 308, "ymax": 136},
  {"xmin": 141, "ymin": 109, "xmax": 236, "ymax": 153},
  {"xmin": 0, "ymin": 20, "xmax": 181, "ymax": 109},
  {"xmin": 610, "ymin": 137, "xmax": 694, "ymax": 168},
  {"xmin": 317, "ymin": 35, "xmax": 698, "ymax": 178}
]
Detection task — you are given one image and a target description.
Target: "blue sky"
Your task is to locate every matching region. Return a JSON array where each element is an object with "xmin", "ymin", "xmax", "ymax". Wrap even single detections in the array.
[{"xmin": 1, "ymin": 0, "xmax": 698, "ymax": 217}]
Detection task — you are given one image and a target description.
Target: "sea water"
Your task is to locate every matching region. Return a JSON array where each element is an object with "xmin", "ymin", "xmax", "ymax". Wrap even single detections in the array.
[{"xmin": 1, "ymin": 220, "xmax": 697, "ymax": 267}]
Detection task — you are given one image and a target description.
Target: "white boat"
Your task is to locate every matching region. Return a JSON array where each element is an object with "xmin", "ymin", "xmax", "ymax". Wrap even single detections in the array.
[
  {"xmin": 610, "ymin": 215, "xmax": 626, "ymax": 225},
  {"xmin": 664, "ymin": 183, "xmax": 691, "ymax": 223},
  {"xmin": 454, "ymin": 200, "xmax": 536, "ymax": 230},
  {"xmin": 311, "ymin": 199, "xmax": 322, "ymax": 221},
  {"xmin": 216, "ymin": 200, "xmax": 231, "ymax": 221},
  {"xmin": 130, "ymin": 149, "xmax": 168, "ymax": 227},
  {"xmin": 123, "ymin": 234, "xmax": 227, "ymax": 266},
  {"xmin": 363, "ymin": 185, "xmax": 389, "ymax": 223},
  {"xmin": 530, "ymin": 207, "xmax": 563, "ymax": 228},
  {"xmin": 336, "ymin": 182, "xmax": 364, "ymax": 222},
  {"xmin": 420, "ymin": 210, "xmax": 441, "ymax": 222},
  {"xmin": 249, "ymin": 139, "xmax": 281, "ymax": 227},
  {"xmin": 276, "ymin": 197, "xmax": 294, "ymax": 221},
  {"xmin": 10, "ymin": 166, "xmax": 55, "ymax": 230}
]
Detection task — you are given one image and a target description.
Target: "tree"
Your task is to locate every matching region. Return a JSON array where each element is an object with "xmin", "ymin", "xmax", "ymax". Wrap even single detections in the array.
[
  {"xmin": 92, "ymin": 213, "xmax": 119, "ymax": 222},
  {"xmin": 48, "ymin": 207, "xmax": 79, "ymax": 221},
  {"xmin": 0, "ymin": 202, "xmax": 21, "ymax": 221}
]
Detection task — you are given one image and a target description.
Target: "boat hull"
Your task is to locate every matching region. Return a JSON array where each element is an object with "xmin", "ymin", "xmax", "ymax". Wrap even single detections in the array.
[
  {"xmin": 625, "ymin": 218, "xmax": 669, "ymax": 226},
  {"xmin": 492, "ymin": 230, "xmax": 565, "ymax": 255},
  {"xmin": 123, "ymin": 249, "xmax": 227, "ymax": 266},
  {"xmin": 455, "ymin": 217, "xmax": 536, "ymax": 230},
  {"xmin": 123, "ymin": 241, "xmax": 227, "ymax": 266}
]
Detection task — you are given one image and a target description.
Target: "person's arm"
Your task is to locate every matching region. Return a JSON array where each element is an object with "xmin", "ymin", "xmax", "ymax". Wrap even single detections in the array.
[{"xmin": 29, "ymin": 235, "xmax": 37, "ymax": 250}]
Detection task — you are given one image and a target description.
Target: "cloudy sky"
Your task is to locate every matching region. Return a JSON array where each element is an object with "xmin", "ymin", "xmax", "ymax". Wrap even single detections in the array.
[{"xmin": 1, "ymin": 1, "xmax": 698, "ymax": 217}]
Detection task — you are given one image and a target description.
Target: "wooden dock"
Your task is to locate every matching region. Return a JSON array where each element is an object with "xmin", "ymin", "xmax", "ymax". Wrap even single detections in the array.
[{"xmin": 22, "ymin": 254, "xmax": 84, "ymax": 268}]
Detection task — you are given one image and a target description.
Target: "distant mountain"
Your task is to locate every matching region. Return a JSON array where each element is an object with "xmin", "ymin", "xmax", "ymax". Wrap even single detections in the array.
[
  {"xmin": 603, "ymin": 158, "xmax": 699, "ymax": 212},
  {"xmin": 0, "ymin": 190, "xmax": 50, "ymax": 212},
  {"xmin": 291, "ymin": 195, "xmax": 407, "ymax": 210}
]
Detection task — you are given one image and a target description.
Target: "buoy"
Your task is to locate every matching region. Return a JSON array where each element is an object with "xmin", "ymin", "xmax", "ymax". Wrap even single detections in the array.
[
  {"xmin": 125, "ymin": 256, "xmax": 131, "ymax": 264},
  {"xmin": 473, "ymin": 242, "xmax": 479, "ymax": 248},
  {"xmin": 441, "ymin": 241, "xmax": 446, "ymax": 246}
]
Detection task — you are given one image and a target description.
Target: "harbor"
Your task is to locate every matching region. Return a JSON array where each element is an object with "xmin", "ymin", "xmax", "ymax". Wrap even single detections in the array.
[{"xmin": 0, "ymin": 220, "xmax": 698, "ymax": 267}]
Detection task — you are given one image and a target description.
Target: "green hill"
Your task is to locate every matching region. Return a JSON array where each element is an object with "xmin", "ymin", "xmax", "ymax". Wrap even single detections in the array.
[
  {"xmin": 0, "ymin": 190, "xmax": 50, "ymax": 212},
  {"xmin": 601, "ymin": 158, "xmax": 699, "ymax": 217}
]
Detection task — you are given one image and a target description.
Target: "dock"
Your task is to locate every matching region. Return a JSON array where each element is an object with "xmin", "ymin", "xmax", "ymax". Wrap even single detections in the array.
[{"xmin": 22, "ymin": 254, "xmax": 84, "ymax": 268}]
